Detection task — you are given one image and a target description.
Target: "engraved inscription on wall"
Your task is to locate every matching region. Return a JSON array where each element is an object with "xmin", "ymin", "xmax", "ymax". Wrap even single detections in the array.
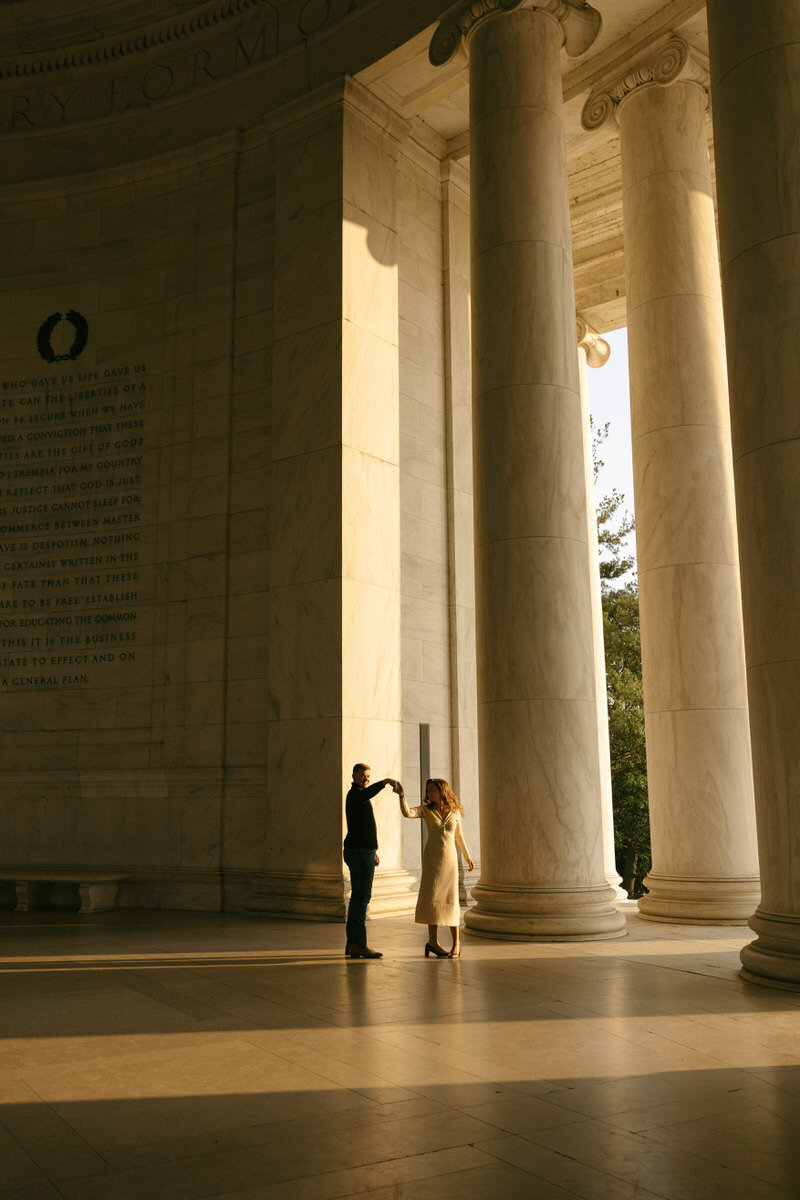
[
  {"xmin": 1, "ymin": 0, "xmax": 371, "ymax": 134},
  {"xmin": 0, "ymin": 362, "xmax": 149, "ymax": 690}
]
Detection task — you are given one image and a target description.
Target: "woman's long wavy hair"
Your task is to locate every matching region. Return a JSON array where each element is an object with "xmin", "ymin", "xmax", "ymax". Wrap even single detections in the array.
[{"xmin": 424, "ymin": 777, "xmax": 464, "ymax": 816}]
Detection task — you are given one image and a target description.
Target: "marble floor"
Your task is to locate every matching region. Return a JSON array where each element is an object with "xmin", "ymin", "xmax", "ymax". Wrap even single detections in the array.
[{"xmin": 2, "ymin": 904, "xmax": 800, "ymax": 1199}]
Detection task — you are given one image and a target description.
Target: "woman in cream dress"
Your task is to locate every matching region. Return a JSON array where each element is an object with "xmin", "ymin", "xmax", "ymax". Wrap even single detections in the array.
[{"xmin": 398, "ymin": 778, "xmax": 474, "ymax": 958}]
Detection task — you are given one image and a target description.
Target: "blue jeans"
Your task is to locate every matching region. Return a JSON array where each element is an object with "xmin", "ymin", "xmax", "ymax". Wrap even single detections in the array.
[{"xmin": 344, "ymin": 847, "xmax": 376, "ymax": 946}]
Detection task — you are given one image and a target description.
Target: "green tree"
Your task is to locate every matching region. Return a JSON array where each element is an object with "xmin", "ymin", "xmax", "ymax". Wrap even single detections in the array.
[
  {"xmin": 593, "ymin": 421, "xmax": 650, "ymax": 895},
  {"xmin": 593, "ymin": 421, "xmax": 635, "ymax": 584},
  {"xmin": 603, "ymin": 584, "xmax": 650, "ymax": 893}
]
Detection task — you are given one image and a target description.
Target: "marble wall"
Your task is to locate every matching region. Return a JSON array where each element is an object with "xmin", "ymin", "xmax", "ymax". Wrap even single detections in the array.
[
  {"xmin": 0, "ymin": 70, "xmax": 478, "ymax": 911},
  {"xmin": 0, "ymin": 129, "xmax": 275, "ymax": 910}
]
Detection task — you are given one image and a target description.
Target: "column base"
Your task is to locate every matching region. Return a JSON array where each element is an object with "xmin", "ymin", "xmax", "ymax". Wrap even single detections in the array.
[
  {"xmin": 739, "ymin": 909, "xmax": 800, "ymax": 992},
  {"xmin": 243, "ymin": 867, "xmax": 419, "ymax": 921},
  {"xmin": 367, "ymin": 867, "xmax": 419, "ymax": 917},
  {"xmin": 463, "ymin": 881, "xmax": 626, "ymax": 941},
  {"xmin": 607, "ymin": 871, "xmax": 628, "ymax": 900},
  {"xmin": 243, "ymin": 871, "xmax": 346, "ymax": 921},
  {"xmin": 637, "ymin": 873, "xmax": 760, "ymax": 925}
]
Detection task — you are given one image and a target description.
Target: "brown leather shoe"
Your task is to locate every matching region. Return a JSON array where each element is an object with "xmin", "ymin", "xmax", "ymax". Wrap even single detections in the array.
[{"xmin": 350, "ymin": 945, "xmax": 382, "ymax": 958}]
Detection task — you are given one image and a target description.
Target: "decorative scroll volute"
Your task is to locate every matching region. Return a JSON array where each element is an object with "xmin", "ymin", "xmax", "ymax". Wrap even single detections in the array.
[
  {"xmin": 581, "ymin": 36, "xmax": 710, "ymax": 131},
  {"xmin": 429, "ymin": 0, "xmax": 601, "ymax": 67}
]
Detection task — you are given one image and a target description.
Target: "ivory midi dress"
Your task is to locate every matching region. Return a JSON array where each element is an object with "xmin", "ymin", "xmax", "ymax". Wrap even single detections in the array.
[{"xmin": 401, "ymin": 798, "xmax": 472, "ymax": 926}]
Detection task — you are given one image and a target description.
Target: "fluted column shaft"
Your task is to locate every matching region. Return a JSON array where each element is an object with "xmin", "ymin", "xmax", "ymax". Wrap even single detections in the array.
[
  {"xmin": 462, "ymin": 7, "xmax": 623, "ymax": 939},
  {"xmin": 612, "ymin": 63, "xmax": 759, "ymax": 922},
  {"xmin": 708, "ymin": 1, "xmax": 800, "ymax": 986}
]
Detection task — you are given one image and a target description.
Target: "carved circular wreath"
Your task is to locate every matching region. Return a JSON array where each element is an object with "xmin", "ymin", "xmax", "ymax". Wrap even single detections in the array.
[{"xmin": 36, "ymin": 310, "xmax": 89, "ymax": 363}]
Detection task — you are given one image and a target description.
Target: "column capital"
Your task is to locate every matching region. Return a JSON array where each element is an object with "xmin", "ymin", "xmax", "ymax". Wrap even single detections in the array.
[
  {"xmin": 581, "ymin": 36, "xmax": 709, "ymax": 132},
  {"xmin": 576, "ymin": 316, "xmax": 611, "ymax": 367},
  {"xmin": 429, "ymin": 0, "xmax": 601, "ymax": 68}
]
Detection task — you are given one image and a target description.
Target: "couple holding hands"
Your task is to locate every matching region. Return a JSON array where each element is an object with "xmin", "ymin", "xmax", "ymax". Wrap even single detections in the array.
[{"xmin": 343, "ymin": 763, "xmax": 474, "ymax": 960}]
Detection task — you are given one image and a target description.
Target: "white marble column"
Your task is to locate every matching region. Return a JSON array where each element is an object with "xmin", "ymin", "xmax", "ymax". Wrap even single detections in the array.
[
  {"xmin": 248, "ymin": 80, "xmax": 417, "ymax": 918},
  {"xmin": 576, "ymin": 320, "xmax": 624, "ymax": 898},
  {"xmin": 708, "ymin": 1, "xmax": 800, "ymax": 985},
  {"xmin": 431, "ymin": 1, "xmax": 624, "ymax": 940},
  {"xmin": 582, "ymin": 39, "xmax": 760, "ymax": 923}
]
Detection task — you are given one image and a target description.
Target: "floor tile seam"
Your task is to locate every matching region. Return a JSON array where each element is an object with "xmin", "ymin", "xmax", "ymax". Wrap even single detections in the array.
[
  {"xmin": 266, "ymin": 1027, "xmax": 400, "ymax": 1065},
  {"xmin": 472, "ymin": 1132, "xmax": 675, "ymax": 1200},
  {"xmin": 235, "ymin": 1031, "xmax": 367, "ymax": 1072},
  {"xmin": 688, "ymin": 1008, "xmax": 797, "ymax": 1027},
  {"xmin": 348, "ymin": 1031, "xmax": 551, "ymax": 1081},
  {"xmin": 367, "ymin": 1000, "xmax": 597, "ymax": 1030},
  {"xmin": 522, "ymin": 1118, "xmax": 769, "ymax": 1197},
  {"xmin": 373, "ymin": 1045, "xmax": 542, "ymax": 1088},
  {"xmin": 200, "ymin": 1033, "xmax": 383, "ymax": 1084},
  {"xmin": 663, "ymin": 1033, "xmax": 800, "ymax": 1064},
  {"xmin": 226, "ymin": 991, "xmax": 340, "ymax": 1024},
  {"xmin": 633, "ymin": 1004, "xmax": 772, "ymax": 1033},
  {"xmin": 108, "ymin": 987, "xmax": 258, "ymax": 1028},
  {"xmin": 524, "ymin": 1080, "xmax": 743, "ymax": 1126},
  {"xmin": 634, "ymin": 1010, "xmax": 800, "ymax": 1053},
  {"xmin": 346, "ymin": 1031, "xmax": 571, "ymax": 1083},
  {"xmin": 644, "ymin": 1098, "xmax": 800, "ymax": 1140},
  {"xmin": 360, "ymin": 1029, "xmax": 477, "ymax": 1057},
  {"xmin": 198, "ymin": 1159, "xmax": 485, "ymax": 1200},
  {"xmin": 132, "ymin": 970, "xmax": 335, "ymax": 1011},
  {"xmin": 0, "ymin": 1085, "xmax": 121, "ymax": 1186},
  {"xmin": 479, "ymin": 1142, "xmax": 664, "ymax": 1200},
  {"xmin": 118, "ymin": 973, "xmax": 257, "ymax": 1024},
  {"xmin": 636, "ymin": 1041, "xmax": 744, "ymax": 1074},
  {"xmin": 94, "ymin": 1118, "xmax": 442, "ymax": 1185},
  {"xmin": 0, "ymin": 1109, "xmax": 53, "ymax": 1190},
  {"xmin": 309, "ymin": 1142, "xmax": 508, "ymax": 1189},
  {"xmin": 259, "ymin": 1035, "xmax": 442, "ymax": 1097},
  {"xmin": 190, "ymin": 1142, "xmax": 503, "ymax": 1200},
  {"xmin": 742, "ymin": 1065, "xmax": 800, "ymax": 1092},
  {"xmin": 120, "ymin": 1101, "xmax": 429, "ymax": 1165},
  {"xmin": 0, "ymin": 1030, "xmax": 254, "ymax": 1072},
  {"xmin": 621, "ymin": 958, "xmax": 753, "ymax": 995},
  {"xmin": 629, "ymin": 1120, "xmax": 800, "ymax": 1189},
  {"xmin": 242, "ymin": 1049, "xmax": 414, "ymax": 1098},
  {"xmin": 217, "ymin": 1142, "xmax": 501, "ymax": 1200},
  {"xmin": 367, "ymin": 1018, "xmax": 618, "ymax": 1052},
  {"xmin": 599, "ymin": 1089, "xmax": 770, "ymax": 1132},
  {"xmin": 581, "ymin": 1015, "xmax": 725, "ymax": 1045},
  {"xmin": 338, "ymin": 1151, "xmax": 587, "ymax": 1200},
  {"xmin": 459, "ymin": 1097, "xmax": 590, "ymax": 1132}
]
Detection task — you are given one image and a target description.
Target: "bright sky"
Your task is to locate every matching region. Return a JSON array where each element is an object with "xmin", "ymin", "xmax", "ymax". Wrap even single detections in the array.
[{"xmin": 585, "ymin": 326, "xmax": 637, "ymax": 576}]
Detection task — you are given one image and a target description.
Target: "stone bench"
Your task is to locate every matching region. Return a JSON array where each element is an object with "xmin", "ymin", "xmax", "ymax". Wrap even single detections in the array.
[{"xmin": 0, "ymin": 871, "xmax": 129, "ymax": 913}]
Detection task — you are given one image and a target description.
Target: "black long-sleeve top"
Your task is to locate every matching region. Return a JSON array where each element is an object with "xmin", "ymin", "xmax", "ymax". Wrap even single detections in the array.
[{"xmin": 343, "ymin": 780, "xmax": 385, "ymax": 849}]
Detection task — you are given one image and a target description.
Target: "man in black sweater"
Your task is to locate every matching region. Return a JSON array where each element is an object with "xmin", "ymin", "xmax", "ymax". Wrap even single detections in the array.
[{"xmin": 343, "ymin": 763, "xmax": 399, "ymax": 958}]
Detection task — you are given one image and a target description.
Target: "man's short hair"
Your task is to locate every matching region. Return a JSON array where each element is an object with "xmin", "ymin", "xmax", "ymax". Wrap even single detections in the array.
[{"xmin": 352, "ymin": 762, "xmax": 370, "ymax": 776}]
